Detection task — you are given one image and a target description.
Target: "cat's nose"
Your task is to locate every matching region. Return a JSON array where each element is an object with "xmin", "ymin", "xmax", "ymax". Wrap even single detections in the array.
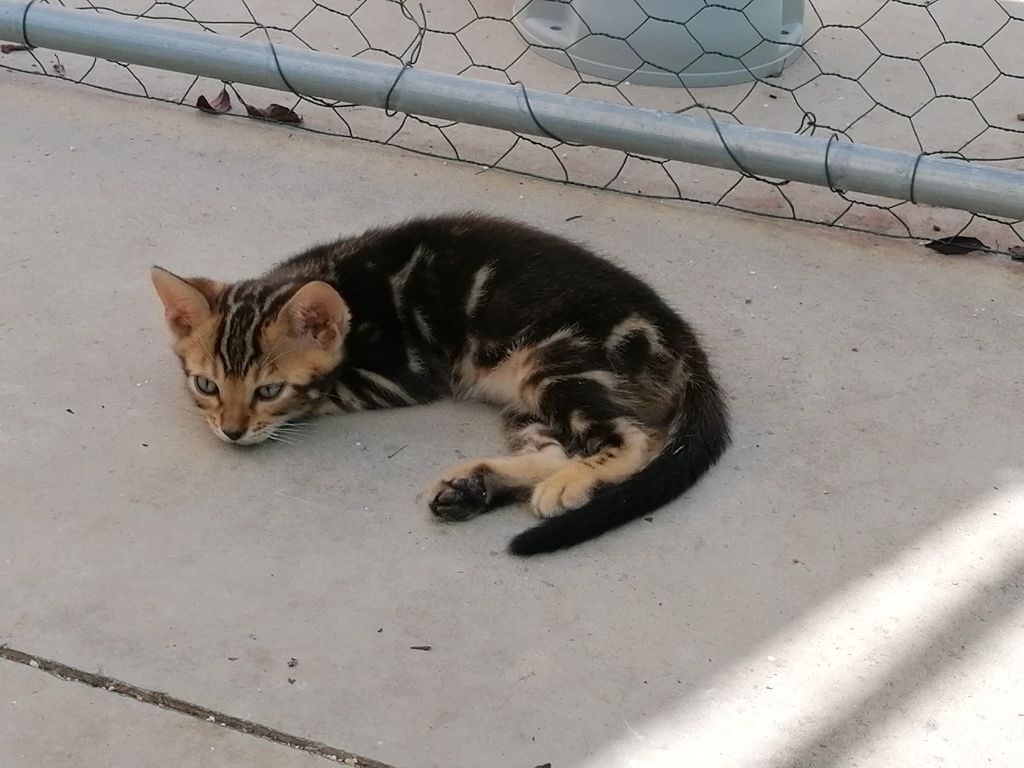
[{"xmin": 222, "ymin": 428, "xmax": 245, "ymax": 442}]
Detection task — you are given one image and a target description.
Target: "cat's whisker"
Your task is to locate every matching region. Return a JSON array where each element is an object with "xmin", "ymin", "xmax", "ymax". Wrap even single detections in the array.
[
  {"xmin": 270, "ymin": 424, "xmax": 306, "ymax": 437},
  {"xmin": 267, "ymin": 434, "xmax": 298, "ymax": 446}
]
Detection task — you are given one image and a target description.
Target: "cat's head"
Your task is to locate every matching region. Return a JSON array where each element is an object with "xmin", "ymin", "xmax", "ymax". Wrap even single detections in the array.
[{"xmin": 150, "ymin": 267, "xmax": 349, "ymax": 445}]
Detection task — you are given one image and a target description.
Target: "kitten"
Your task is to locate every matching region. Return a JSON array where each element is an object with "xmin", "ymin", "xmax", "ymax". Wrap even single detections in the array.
[{"xmin": 151, "ymin": 213, "xmax": 730, "ymax": 555}]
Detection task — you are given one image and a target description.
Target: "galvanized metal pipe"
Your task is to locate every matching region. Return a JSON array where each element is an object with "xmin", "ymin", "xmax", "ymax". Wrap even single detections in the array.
[{"xmin": 2, "ymin": 0, "xmax": 1022, "ymax": 220}]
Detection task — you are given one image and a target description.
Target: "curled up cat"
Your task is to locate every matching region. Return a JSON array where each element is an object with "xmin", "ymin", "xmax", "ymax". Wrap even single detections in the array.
[{"xmin": 151, "ymin": 213, "xmax": 730, "ymax": 555}]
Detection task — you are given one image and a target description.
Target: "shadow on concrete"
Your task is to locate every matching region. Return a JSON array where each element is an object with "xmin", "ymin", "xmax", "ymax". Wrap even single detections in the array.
[{"xmin": 771, "ymin": 544, "xmax": 1023, "ymax": 768}]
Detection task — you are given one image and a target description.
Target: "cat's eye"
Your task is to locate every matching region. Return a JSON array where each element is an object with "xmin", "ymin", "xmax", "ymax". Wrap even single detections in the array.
[
  {"xmin": 254, "ymin": 382, "xmax": 285, "ymax": 401},
  {"xmin": 193, "ymin": 375, "xmax": 219, "ymax": 396}
]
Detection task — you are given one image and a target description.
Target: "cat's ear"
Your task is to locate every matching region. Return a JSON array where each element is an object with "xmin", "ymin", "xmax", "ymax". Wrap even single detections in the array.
[
  {"xmin": 150, "ymin": 266, "xmax": 222, "ymax": 338},
  {"xmin": 277, "ymin": 281, "xmax": 350, "ymax": 349}
]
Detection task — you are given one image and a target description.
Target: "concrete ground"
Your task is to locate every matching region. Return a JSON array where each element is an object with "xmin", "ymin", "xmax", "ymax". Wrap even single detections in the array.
[
  {"xmin": 1, "ymin": 68, "xmax": 1022, "ymax": 768},
  {"xmin": 0, "ymin": 661, "xmax": 324, "ymax": 768}
]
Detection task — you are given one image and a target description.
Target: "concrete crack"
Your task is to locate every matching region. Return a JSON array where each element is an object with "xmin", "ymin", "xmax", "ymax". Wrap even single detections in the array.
[{"xmin": 0, "ymin": 645, "xmax": 395, "ymax": 768}]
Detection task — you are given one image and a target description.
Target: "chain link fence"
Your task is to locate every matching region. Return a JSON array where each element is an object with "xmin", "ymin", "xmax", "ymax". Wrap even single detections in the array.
[{"xmin": 3, "ymin": 0, "xmax": 1023, "ymax": 251}]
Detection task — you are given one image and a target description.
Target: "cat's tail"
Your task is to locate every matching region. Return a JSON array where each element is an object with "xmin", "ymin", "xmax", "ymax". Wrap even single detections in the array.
[{"xmin": 507, "ymin": 377, "xmax": 730, "ymax": 556}]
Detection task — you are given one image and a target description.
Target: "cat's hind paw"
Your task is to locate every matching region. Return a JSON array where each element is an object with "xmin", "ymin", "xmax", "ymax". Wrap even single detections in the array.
[{"xmin": 530, "ymin": 467, "xmax": 595, "ymax": 519}]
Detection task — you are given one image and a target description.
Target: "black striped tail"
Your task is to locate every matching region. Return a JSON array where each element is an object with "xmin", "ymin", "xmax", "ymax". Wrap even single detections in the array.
[{"xmin": 507, "ymin": 381, "xmax": 730, "ymax": 556}]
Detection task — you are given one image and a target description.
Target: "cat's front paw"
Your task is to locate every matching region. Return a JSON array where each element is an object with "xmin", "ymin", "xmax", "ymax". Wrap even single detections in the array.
[{"xmin": 428, "ymin": 471, "xmax": 490, "ymax": 521}]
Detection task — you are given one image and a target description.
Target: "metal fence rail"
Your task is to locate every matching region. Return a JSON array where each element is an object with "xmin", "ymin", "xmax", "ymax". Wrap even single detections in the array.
[{"xmin": 2, "ymin": 0, "xmax": 1023, "ymax": 251}]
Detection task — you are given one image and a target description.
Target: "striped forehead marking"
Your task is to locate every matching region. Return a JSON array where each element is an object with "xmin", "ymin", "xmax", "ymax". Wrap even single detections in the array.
[{"xmin": 215, "ymin": 282, "xmax": 296, "ymax": 375}]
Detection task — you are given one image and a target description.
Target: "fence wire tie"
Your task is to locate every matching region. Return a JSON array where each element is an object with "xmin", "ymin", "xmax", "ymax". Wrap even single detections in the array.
[
  {"xmin": 797, "ymin": 111, "xmax": 818, "ymax": 136},
  {"xmin": 516, "ymin": 82, "xmax": 570, "ymax": 145},
  {"xmin": 824, "ymin": 134, "xmax": 845, "ymax": 195},
  {"xmin": 383, "ymin": 2, "xmax": 427, "ymax": 117},
  {"xmin": 704, "ymin": 106, "xmax": 788, "ymax": 188},
  {"xmin": 909, "ymin": 151, "xmax": 927, "ymax": 206},
  {"xmin": 235, "ymin": 0, "xmax": 339, "ymax": 110},
  {"xmin": 259, "ymin": 27, "xmax": 335, "ymax": 110},
  {"xmin": 384, "ymin": 65, "xmax": 411, "ymax": 117},
  {"xmin": 20, "ymin": 0, "xmax": 37, "ymax": 48}
]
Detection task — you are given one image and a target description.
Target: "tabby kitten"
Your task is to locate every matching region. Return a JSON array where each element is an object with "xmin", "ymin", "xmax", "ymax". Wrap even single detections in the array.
[{"xmin": 151, "ymin": 213, "xmax": 730, "ymax": 555}]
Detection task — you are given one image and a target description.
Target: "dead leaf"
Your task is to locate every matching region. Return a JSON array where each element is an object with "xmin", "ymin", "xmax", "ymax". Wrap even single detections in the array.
[
  {"xmin": 197, "ymin": 88, "xmax": 231, "ymax": 114},
  {"xmin": 924, "ymin": 236, "xmax": 988, "ymax": 256},
  {"xmin": 1009, "ymin": 245, "xmax": 1024, "ymax": 262},
  {"xmin": 52, "ymin": 57, "xmax": 66, "ymax": 77},
  {"xmin": 1, "ymin": 43, "xmax": 32, "ymax": 54},
  {"xmin": 246, "ymin": 103, "xmax": 302, "ymax": 124}
]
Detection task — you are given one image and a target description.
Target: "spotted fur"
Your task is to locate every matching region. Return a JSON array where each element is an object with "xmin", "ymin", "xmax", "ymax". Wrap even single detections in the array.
[{"xmin": 151, "ymin": 213, "xmax": 730, "ymax": 554}]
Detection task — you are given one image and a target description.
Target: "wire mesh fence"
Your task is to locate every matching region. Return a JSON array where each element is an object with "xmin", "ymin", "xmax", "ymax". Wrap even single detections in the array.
[{"xmin": 3, "ymin": 0, "xmax": 1023, "ymax": 252}]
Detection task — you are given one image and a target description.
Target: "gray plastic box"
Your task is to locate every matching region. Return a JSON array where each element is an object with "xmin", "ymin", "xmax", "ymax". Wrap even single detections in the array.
[{"xmin": 512, "ymin": 0, "xmax": 805, "ymax": 87}]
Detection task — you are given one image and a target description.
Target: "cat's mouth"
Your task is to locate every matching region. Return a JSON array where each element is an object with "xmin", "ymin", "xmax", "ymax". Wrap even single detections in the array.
[
  {"xmin": 207, "ymin": 420, "xmax": 273, "ymax": 446},
  {"xmin": 212, "ymin": 427, "xmax": 266, "ymax": 446},
  {"xmin": 209, "ymin": 421, "xmax": 304, "ymax": 447}
]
